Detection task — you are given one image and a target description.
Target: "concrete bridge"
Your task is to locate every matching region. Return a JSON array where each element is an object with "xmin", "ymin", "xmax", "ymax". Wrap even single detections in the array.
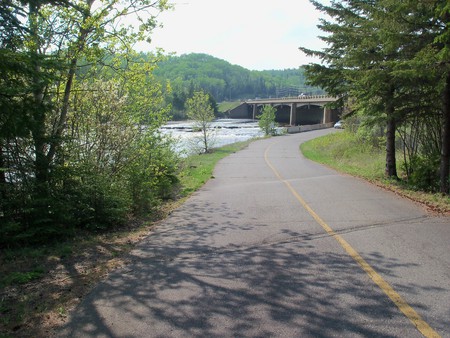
[{"xmin": 228, "ymin": 95, "xmax": 339, "ymax": 127}]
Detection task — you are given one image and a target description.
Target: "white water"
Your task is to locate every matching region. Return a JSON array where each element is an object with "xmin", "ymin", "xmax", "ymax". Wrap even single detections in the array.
[{"xmin": 160, "ymin": 119, "xmax": 265, "ymax": 155}]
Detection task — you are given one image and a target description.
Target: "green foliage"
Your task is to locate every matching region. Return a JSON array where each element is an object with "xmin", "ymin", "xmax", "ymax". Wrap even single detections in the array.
[
  {"xmin": 258, "ymin": 105, "xmax": 277, "ymax": 136},
  {"xmin": 301, "ymin": 0, "xmax": 450, "ymax": 189},
  {"xmin": 1, "ymin": 269, "xmax": 44, "ymax": 288},
  {"xmin": 186, "ymin": 90, "xmax": 216, "ymax": 153},
  {"xmin": 0, "ymin": 1, "xmax": 179, "ymax": 246},
  {"xmin": 407, "ymin": 155, "xmax": 441, "ymax": 192},
  {"xmin": 126, "ymin": 133, "xmax": 180, "ymax": 215},
  {"xmin": 354, "ymin": 118, "xmax": 385, "ymax": 150}
]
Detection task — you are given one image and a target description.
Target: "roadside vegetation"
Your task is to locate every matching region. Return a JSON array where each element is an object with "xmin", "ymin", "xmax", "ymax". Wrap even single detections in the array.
[
  {"xmin": 300, "ymin": 0, "xmax": 450, "ymax": 194},
  {"xmin": 301, "ymin": 130, "xmax": 450, "ymax": 213}
]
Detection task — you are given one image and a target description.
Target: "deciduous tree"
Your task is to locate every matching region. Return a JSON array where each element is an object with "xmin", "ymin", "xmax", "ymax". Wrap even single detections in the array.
[
  {"xmin": 0, "ymin": 0, "xmax": 175, "ymax": 243},
  {"xmin": 186, "ymin": 90, "xmax": 215, "ymax": 153},
  {"xmin": 258, "ymin": 105, "xmax": 277, "ymax": 136}
]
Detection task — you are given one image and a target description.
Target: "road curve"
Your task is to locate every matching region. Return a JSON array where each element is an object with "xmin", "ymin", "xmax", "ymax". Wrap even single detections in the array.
[{"xmin": 59, "ymin": 129, "xmax": 450, "ymax": 338}]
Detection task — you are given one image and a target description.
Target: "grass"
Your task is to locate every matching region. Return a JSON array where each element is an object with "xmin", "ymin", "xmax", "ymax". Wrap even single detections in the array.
[
  {"xmin": 301, "ymin": 131, "xmax": 386, "ymax": 180},
  {"xmin": 0, "ymin": 138, "xmax": 255, "ymax": 337},
  {"xmin": 301, "ymin": 130, "xmax": 450, "ymax": 213},
  {"xmin": 217, "ymin": 101, "xmax": 243, "ymax": 114}
]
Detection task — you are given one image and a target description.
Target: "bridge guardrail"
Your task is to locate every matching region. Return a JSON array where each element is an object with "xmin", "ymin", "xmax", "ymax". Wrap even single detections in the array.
[
  {"xmin": 247, "ymin": 95, "xmax": 336, "ymax": 102},
  {"xmin": 286, "ymin": 122, "xmax": 334, "ymax": 134}
]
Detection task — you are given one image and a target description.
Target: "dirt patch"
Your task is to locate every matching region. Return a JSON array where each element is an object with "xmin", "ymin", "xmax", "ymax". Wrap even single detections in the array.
[{"xmin": 0, "ymin": 220, "xmax": 157, "ymax": 338}]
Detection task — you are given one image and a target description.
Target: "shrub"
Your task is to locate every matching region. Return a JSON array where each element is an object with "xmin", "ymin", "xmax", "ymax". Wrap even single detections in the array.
[{"xmin": 407, "ymin": 155, "xmax": 440, "ymax": 192}]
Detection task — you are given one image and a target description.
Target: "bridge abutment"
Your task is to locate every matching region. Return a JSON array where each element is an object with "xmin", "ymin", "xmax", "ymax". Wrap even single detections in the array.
[{"xmin": 323, "ymin": 107, "xmax": 332, "ymax": 123}]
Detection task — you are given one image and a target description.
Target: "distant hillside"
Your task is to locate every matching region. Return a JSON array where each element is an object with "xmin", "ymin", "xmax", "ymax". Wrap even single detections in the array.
[
  {"xmin": 150, "ymin": 53, "xmax": 324, "ymax": 119},
  {"xmin": 153, "ymin": 53, "xmax": 324, "ymax": 100}
]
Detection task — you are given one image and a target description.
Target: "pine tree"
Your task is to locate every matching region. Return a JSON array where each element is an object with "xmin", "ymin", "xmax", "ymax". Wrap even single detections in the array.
[{"xmin": 301, "ymin": 0, "xmax": 450, "ymax": 188}]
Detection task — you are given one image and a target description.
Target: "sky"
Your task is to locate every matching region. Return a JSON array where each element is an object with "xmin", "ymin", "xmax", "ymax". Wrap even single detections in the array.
[{"xmin": 144, "ymin": 0, "xmax": 326, "ymax": 71}]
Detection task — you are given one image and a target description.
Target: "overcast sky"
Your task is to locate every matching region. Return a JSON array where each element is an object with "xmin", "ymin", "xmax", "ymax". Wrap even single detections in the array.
[{"xmin": 145, "ymin": 0, "xmax": 326, "ymax": 71}]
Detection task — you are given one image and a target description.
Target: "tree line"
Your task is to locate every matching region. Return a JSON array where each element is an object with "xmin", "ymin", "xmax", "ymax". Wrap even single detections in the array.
[{"xmin": 301, "ymin": 0, "xmax": 449, "ymax": 194}]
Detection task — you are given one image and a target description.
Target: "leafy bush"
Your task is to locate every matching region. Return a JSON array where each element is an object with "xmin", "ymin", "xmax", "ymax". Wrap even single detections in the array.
[
  {"xmin": 258, "ymin": 105, "xmax": 277, "ymax": 136},
  {"xmin": 407, "ymin": 155, "xmax": 440, "ymax": 192},
  {"xmin": 0, "ymin": 64, "xmax": 180, "ymax": 247}
]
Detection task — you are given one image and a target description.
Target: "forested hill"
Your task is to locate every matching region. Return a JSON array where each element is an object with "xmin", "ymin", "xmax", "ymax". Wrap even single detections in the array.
[{"xmin": 152, "ymin": 53, "xmax": 324, "ymax": 103}]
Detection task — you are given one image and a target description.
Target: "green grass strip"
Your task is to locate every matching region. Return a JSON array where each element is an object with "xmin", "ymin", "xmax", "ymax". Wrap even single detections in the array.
[
  {"xmin": 301, "ymin": 131, "xmax": 449, "ymax": 213},
  {"xmin": 301, "ymin": 131, "xmax": 386, "ymax": 181}
]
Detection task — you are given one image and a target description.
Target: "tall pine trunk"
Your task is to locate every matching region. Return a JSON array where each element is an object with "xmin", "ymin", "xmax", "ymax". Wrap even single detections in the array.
[
  {"xmin": 440, "ymin": 73, "xmax": 450, "ymax": 194},
  {"xmin": 385, "ymin": 115, "xmax": 398, "ymax": 178},
  {"xmin": 385, "ymin": 87, "xmax": 398, "ymax": 178}
]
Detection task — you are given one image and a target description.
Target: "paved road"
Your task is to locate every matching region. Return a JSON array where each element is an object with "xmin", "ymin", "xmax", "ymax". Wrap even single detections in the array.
[{"xmin": 59, "ymin": 129, "xmax": 450, "ymax": 337}]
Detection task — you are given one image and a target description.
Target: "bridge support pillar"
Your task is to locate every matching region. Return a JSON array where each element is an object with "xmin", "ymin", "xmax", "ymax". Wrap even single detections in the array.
[
  {"xmin": 252, "ymin": 104, "xmax": 257, "ymax": 120},
  {"xmin": 323, "ymin": 106, "xmax": 332, "ymax": 123},
  {"xmin": 290, "ymin": 103, "xmax": 297, "ymax": 126}
]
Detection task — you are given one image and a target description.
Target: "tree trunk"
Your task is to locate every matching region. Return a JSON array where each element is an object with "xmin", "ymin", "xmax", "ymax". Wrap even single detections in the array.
[
  {"xmin": 0, "ymin": 144, "xmax": 6, "ymax": 209},
  {"xmin": 385, "ymin": 117, "xmax": 398, "ymax": 178},
  {"xmin": 440, "ymin": 73, "xmax": 450, "ymax": 194},
  {"xmin": 46, "ymin": 57, "xmax": 77, "ymax": 163},
  {"xmin": 0, "ymin": 145, "xmax": 5, "ymax": 187},
  {"xmin": 29, "ymin": 2, "xmax": 50, "ymax": 192},
  {"xmin": 385, "ymin": 98, "xmax": 398, "ymax": 178},
  {"xmin": 46, "ymin": 1, "xmax": 93, "ymax": 163},
  {"xmin": 202, "ymin": 125, "xmax": 209, "ymax": 153}
]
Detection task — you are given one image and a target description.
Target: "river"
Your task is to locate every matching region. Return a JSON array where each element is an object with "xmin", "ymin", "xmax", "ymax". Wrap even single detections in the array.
[{"xmin": 160, "ymin": 119, "xmax": 265, "ymax": 155}]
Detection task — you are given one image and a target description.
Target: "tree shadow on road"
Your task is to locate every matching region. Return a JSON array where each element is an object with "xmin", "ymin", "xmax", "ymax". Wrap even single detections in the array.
[{"xmin": 58, "ymin": 200, "xmax": 446, "ymax": 338}]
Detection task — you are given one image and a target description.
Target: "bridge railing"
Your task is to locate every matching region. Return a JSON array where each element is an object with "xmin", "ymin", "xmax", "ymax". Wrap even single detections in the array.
[
  {"xmin": 247, "ymin": 95, "xmax": 336, "ymax": 102},
  {"xmin": 286, "ymin": 122, "xmax": 334, "ymax": 134}
]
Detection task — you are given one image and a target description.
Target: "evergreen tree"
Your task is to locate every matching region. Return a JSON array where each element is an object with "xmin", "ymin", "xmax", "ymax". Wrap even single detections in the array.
[{"xmin": 301, "ymin": 0, "xmax": 450, "ymax": 187}]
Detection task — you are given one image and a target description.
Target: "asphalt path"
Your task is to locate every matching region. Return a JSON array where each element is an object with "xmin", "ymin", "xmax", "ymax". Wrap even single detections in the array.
[{"xmin": 59, "ymin": 129, "xmax": 450, "ymax": 337}]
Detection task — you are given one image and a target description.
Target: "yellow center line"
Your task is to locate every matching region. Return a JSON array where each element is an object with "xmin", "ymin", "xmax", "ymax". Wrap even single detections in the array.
[{"xmin": 264, "ymin": 143, "xmax": 441, "ymax": 338}]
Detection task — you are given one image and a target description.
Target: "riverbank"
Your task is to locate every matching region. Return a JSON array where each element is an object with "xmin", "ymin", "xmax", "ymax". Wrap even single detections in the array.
[{"xmin": 0, "ymin": 140, "xmax": 255, "ymax": 338}]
